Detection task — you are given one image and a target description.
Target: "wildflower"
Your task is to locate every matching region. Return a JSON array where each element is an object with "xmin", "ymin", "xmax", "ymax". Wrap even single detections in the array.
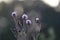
[
  {"xmin": 12, "ymin": 11, "xmax": 17, "ymax": 17},
  {"xmin": 26, "ymin": 19, "xmax": 32, "ymax": 25},
  {"xmin": 35, "ymin": 17, "xmax": 40, "ymax": 23},
  {"xmin": 22, "ymin": 14, "xmax": 28, "ymax": 20}
]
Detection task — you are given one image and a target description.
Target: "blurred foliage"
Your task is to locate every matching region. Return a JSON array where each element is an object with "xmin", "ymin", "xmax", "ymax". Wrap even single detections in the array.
[
  {"xmin": 40, "ymin": 27, "xmax": 55, "ymax": 40},
  {"xmin": 0, "ymin": 1, "xmax": 56, "ymax": 40}
]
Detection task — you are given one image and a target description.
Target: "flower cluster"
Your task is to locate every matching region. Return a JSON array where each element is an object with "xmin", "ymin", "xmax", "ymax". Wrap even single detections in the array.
[{"xmin": 12, "ymin": 11, "xmax": 40, "ymax": 25}]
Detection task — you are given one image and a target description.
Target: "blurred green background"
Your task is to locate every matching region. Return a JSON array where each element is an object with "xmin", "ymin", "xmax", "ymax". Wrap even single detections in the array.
[{"xmin": 0, "ymin": 0, "xmax": 60, "ymax": 40}]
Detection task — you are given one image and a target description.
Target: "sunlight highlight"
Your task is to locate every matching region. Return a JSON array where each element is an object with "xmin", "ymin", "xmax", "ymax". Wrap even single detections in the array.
[
  {"xmin": 42, "ymin": 0, "xmax": 59, "ymax": 7},
  {"xmin": 0, "ymin": 0, "xmax": 13, "ymax": 4}
]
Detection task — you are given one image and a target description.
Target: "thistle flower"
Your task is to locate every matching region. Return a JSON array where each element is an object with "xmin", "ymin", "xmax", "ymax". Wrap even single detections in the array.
[
  {"xmin": 35, "ymin": 17, "xmax": 40, "ymax": 23},
  {"xmin": 22, "ymin": 14, "xmax": 28, "ymax": 20},
  {"xmin": 26, "ymin": 19, "xmax": 32, "ymax": 25},
  {"xmin": 11, "ymin": 11, "xmax": 17, "ymax": 17}
]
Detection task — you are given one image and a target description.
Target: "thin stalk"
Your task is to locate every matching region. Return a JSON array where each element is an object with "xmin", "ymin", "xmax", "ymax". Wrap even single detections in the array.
[{"xmin": 13, "ymin": 16, "xmax": 19, "ymax": 40}]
